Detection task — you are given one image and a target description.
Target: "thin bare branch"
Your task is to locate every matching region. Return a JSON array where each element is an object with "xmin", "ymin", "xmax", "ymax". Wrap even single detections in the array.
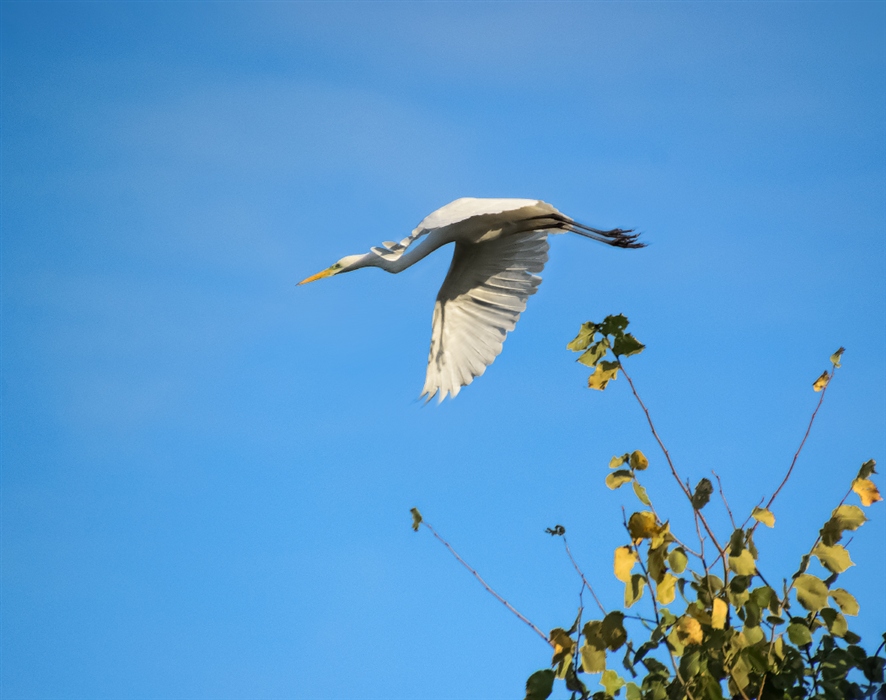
[
  {"xmin": 563, "ymin": 537, "xmax": 607, "ymax": 615},
  {"xmin": 421, "ymin": 519, "xmax": 552, "ymax": 647},
  {"xmin": 618, "ymin": 361, "xmax": 729, "ymax": 564},
  {"xmin": 713, "ymin": 471, "xmax": 737, "ymax": 530},
  {"xmin": 761, "ymin": 370, "xmax": 835, "ymax": 518}
]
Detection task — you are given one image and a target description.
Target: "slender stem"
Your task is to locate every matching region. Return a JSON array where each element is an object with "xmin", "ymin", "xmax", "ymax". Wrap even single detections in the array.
[
  {"xmin": 563, "ymin": 537, "xmax": 607, "ymax": 615},
  {"xmin": 740, "ymin": 365, "xmax": 837, "ymax": 534},
  {"xmin": 421, "ymin": 519, "xmax": 552, "ymax": 647},
  {"xmin": 618, "ymin": 362, "xmax": 728, "ymax": 564},
  {"xmin": 764, "ymin": 377, "xmax": 832, "ymax": 515},
  {"xmin": 713, "ymin": 471, "xmax": 737, "ymax": 530}
]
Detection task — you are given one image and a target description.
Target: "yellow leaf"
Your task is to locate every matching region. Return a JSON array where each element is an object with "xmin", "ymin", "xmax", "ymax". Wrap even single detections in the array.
[
  {"xmin": 614, "ymin": 546, "xmax": 638, "ymax": 583},
  {"xmin": 656, "ymin": 573, "xmax": 677, "ymax": 605},
  {"xmin": 606, "ymin": 470, "xmax": 633, "ymax": 490},
  {"xmin": 751, "ymin": 507, "xmax": 775, "ymax": 528},
  {"xmin": 630, "ymin": 450, "xmax": 649, "ymax": 471},
  {"xmin": 588, "ymin": 361, "xmax": 619, "ymax": 391},
  {"xmin": 650, "ymin": 521, "xmax": 673, "ymax": 549},
  {"xmin": 812, "ymin": 371, "xmax": 830, "ymax": 392},
  {"xmin": 712, "ymin": 598, "xmax": 728, "ymax": 629},
  {"xmin": 609, "ymin": 454, "xmax": 627, "ymax": 469},
  {"xmin": 852, "ymin": 478, "xmax": 883, "ymax": 507},
  {"xmin": 675, "ymin": 616, "xmax": 703, "ymax": 646},
  {"xmin": 410, "ymin": 507, "xmax": 423, "ymax": 531},
  {"xmin": 628, "ymin": 511, "xmax": 659, "ymax": 542},
  {"xmin": 832, "ymin": 504, "xmax": 867, "ymax": 530},
  {"xmin": 550, "ymin": 627, "xmax": 575, "ymax": 659},
  {"xmin": 580, "ymin": 646, "xmax": 606, "ymax": 673},
  {"xmin": 624, "ymin": 574, "xmax": 646, "ymax": 608},
  {"xmin": 830, "ymin": 347, "xmax": 844, "ymax": 368}
]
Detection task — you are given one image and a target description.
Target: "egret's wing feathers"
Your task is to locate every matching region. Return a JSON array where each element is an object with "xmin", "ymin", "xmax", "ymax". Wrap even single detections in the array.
[{"xmin": 421, "ymin": 230, "xmax": 550, "ymax": 402}]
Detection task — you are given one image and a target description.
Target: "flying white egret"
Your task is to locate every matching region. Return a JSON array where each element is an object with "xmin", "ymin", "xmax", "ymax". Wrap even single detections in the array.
[{"xmin": 299, "ymin": 197, "xmax": 643, "ymax": 401}]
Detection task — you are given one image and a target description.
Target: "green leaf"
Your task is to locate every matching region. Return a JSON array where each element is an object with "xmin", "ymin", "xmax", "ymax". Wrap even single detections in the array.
[
  {"xmin": 787, "ymin": 622, "xmax": 812, "ymax": 646},
  {"xmin": 668, "ymin": 547, "xmax": 688, "ymax": 574},
  {"xmin": 728, "ymin": 549, "xmax": 757, "ymax": 576},
  {"xmin": 729, "ymin": 528, "xmax": 745, "ymax": 557},
  {"xmin": 525, "ymin": 669, "xmax": 555, "ymax": 700},
  {"xmin": 812, "ymin": 543, "xmax": 855, "ymax": 573},
  {"xmin": 578, "ymin": 341, "xmax": 609, "ymax": 367},
  {"xmin": 613, "ymin": 333, "xmax": 645, "ymax": 358},
  {"xmin": 567, "ymin": 322, "xmax": 596, "ymax": 352},
  {"xmin": 625, "ymin": 682, "xmax": 641, "ymax": 700},
  {"xmin": 601, "ymin": 611, "xmax": 628, "ymax": 651},
  {"xmin": 820, "ymin": 608, "xmax": 849, "ymax": 637},
  {"xmin": 580, "ymin": 645, "xmax": 606, "ymax": 673},
  {"xmin": 829, "ymin": 588, "xmax": 859, "ymax": 616},
  {"xmin": 820, "ymin": 504, "xmax": 867, "ymax": 546},
  {"xmin": 632, "ymin": 480, "xmax": 651, "ymax": 506},
  {"xmin": 601, "ymin": 669, "xmax": 625, "ymax": 697},
  {"xmin": 601, "ymin": 314, "xmax": 629, "ymax": 337},
  {"xmin": 857, "ymin": 459, "xmax": 877, "ymax": 480},
  {"xmin": 691, "ymin": 478, "xmax": 713, "ymax": 510},
  {"xmin": 410, "ymin": 507, "xmax": 422, "ymax": 531},
  {"xmin": 750, "ymin": 586, "xmax": 779, "ymax": 614},
  {"xmin": 625, "ymin": 574, "xmax": 646, "ymax": 608},
  {"xmin": 606, "ymin": 469, "xmax": 634, "ymax": 490},
  {"xmin": 647, "ymin": 545, "xmax": 668, "ymax": 583},
  {"xmin": 752, "ymin": 507, "xmax": 775, "ymax": 528},
  {"xmin": 743, "ymin": 625, "xmax": 765, "ymax": 645},
  {"xmin": 630, "ymin": 450, "xmax": 649, "ymax": 471},
  {"xmin": 588, "ymin": 361, "xmax": 619, "ymax": 391},
  {"xmin": 830, "ymin": 347, "xmax": 845, "ymax": 368},
  {"xmin": 794, "ymin": 574, "xmax": 829, "ymax": 612}
]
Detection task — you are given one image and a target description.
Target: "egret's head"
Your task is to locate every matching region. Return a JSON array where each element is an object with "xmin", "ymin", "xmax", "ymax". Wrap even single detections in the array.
[{"xmin": 297, "ymin": 254, "xmax": 368, "ymax": 285}]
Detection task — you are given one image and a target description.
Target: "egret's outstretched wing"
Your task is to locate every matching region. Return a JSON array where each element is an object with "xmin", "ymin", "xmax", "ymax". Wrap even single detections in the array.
[{"xmin": 421, "ymin": 230, "xmax": 550, "ymax": 402}]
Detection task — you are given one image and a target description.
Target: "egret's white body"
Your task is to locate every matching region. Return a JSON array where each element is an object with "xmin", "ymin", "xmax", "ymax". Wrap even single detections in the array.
[{"xmin": 299, "ymin": 197, "xmax": 642, "ymax": 401}]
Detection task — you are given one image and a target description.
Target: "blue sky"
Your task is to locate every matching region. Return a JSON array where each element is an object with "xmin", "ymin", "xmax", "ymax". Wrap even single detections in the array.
[{"xmin": 2, "ymin": 2, "xmax": 884, "ymax": 698}]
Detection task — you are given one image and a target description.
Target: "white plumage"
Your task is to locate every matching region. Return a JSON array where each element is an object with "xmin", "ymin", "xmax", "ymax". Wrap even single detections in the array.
[{"xmin": 299, "ymin": 197, "xmax": 642, "ymax": 401}]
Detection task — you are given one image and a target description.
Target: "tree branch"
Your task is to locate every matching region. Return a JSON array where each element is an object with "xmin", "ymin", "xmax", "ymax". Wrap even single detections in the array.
[{"xmin": 420, "ymin": 519, "xmax": 552, "ymax": 647}]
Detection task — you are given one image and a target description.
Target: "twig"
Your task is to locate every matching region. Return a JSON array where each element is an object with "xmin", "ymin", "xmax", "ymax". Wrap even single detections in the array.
[
  {"xmin": 564, "ymin": 537, "xmax": 607, "ymax": 615},
  {"xmin": 618, "ymin": 362, "xmax": 728, "ymax": 565},
  {"xmin": 713, "ymin": 471, "xmax": 737, "ymax": 530},
  {"xmin": 741, "ymin": 365, "xmax": 838, "ymax": 534},
  {"xmin": 421, "ymin": 519, "xmax": 552, "ymax": 647}
]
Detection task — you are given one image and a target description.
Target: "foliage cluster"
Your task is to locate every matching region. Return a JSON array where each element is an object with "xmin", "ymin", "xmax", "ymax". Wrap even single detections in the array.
[{"xmin": 412, "ymin": 315, "xmax": 884, "ymax": 700}]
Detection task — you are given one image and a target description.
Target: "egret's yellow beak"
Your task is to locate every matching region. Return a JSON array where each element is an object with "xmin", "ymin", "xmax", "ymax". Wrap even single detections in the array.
[{"xmin": 298, "ymin": 267, "xmax": 337, "ymax": 286}]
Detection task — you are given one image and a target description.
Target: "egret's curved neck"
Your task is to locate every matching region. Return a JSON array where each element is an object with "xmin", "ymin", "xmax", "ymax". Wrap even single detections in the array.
[{"xmin": 371, "ymin": 236, "xmax": 446, "ymax": 274}]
